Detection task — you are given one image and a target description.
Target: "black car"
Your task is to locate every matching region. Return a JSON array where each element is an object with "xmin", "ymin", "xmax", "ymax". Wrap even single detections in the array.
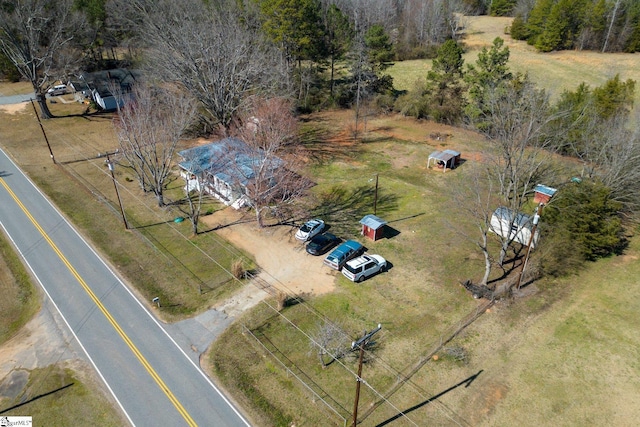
[{"xmin": 306, "ymin": 233, "xmax": 340, "ymax": 256}]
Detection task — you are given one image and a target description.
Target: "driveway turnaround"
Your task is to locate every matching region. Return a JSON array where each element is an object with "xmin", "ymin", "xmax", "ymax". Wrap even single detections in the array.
[{"xmin": 0, "ymin": 148, "xmax": 250, "ymax": 426}]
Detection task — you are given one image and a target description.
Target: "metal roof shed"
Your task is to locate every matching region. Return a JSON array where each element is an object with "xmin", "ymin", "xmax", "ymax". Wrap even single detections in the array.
[
  {"xmin": 360, "ymin": 214, "xmax": 387, "ymax": 241},
  {"xmin": 533, "ymin": 184, "xmax": 557, "ymax": 204},
  {"xmin": 427, "ymin": 149, "xmax": 461, "ymax": 172}
]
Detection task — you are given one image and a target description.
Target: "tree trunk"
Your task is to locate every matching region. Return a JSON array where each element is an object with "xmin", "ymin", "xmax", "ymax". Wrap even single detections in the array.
[
  {"xmin": 255, "ymin": 205, "xmax": 264, "ymax": 228},
  {"xmin": 480, "ymin": 235, "xmax": 492, "ymax": 286},
  {"xmin": 35, "ymin": 93, "xmax": 53, "ymax": 119},
  {"xmin": 602, "ymin": 0, "xmax": 621, "ymax": 53},
  {"xmin": 330, "ymin": 55, "xmax": 335, "ymax": 97}
]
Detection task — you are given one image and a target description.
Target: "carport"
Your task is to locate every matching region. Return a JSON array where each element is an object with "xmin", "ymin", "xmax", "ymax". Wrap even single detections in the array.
[{"xmin": 427, "ymin": 149, "xmax": 461, "ymax": 172}]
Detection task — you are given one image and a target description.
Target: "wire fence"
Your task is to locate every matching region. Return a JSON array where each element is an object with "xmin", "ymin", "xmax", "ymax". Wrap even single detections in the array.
[
  {"xmin": 359, "ymin": 298, "xmax": 495, "ymax": 422},
  {"xmin": 243, "ymin": 296, "xmax": 495, "ymax": 426},
  {"xmin": 242, "ymin": 324, "xmax": 350, "ymax": 426}
]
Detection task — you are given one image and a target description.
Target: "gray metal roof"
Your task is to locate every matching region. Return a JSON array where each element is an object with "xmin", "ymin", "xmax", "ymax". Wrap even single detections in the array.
[
  {"xmin": 178, "ymin": 137, "xmax": 282, "ymax": 187},
  {"xmin": 534, "ymin": 184, "xmax": 557, "ymax": 197},
  {"xmin": 360, "ymin": 214, "xmax": 387, "ymax": 229}
]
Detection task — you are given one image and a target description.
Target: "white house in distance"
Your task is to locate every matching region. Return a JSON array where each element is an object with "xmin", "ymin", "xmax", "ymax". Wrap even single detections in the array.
[
  {"xmin": 177, "ymin": 137, "xmax": 282, "ymax": 209},
  {"xmin": 490, "ymin": 206, "xmax": 540, "ymax": 248}
]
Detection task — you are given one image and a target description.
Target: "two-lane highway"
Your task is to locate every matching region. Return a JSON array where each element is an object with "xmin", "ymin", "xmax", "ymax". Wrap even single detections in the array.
[{"xmin": 0, "ymin": 148, "xmax": 250, "ymax": 426}]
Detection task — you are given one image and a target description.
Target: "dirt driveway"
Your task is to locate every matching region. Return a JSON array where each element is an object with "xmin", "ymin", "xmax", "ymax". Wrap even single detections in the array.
[{"xmin": 201, "ymin": 207, "xmax": 339, "ymax": 298}]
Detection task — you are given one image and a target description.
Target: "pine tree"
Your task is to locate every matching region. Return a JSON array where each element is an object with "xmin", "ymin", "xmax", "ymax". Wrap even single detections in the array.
[{"xmin": 424, "ymin": 39, "xmax": 466, "ymax": 124}]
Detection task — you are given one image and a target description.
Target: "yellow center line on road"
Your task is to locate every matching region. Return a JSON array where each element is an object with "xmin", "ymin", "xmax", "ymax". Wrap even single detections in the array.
[{"xmin": 0, "ymin": 178, "xmax": 197, "ymax": 427}]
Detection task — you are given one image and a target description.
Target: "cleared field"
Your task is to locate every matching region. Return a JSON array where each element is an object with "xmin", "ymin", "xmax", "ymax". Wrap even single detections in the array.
[{"xmin": 390, "ymin": 16, "xmax": 640, "ymax": 108}]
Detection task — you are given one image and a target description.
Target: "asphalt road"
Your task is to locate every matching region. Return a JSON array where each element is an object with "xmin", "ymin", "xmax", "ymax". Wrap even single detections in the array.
[
  {"xmin": 0, "ymin": 93, "xmax": 35, "ymax": 105},
  {"xmin": 0, "ymin": 148, "xmax": 250, "ymax": 426}
]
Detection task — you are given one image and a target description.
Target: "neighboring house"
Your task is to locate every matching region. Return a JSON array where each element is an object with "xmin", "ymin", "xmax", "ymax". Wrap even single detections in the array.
[
  {"xmin": 490, "ymin": 206, "xmax": 540, "ymax": 248},
  {"xmin": 177, "ymin": 137, "xmax": 283, "ymax": 210},
  {"xmin": 79, "ymin": 69, "xmax": 139, "ymax": 111}
]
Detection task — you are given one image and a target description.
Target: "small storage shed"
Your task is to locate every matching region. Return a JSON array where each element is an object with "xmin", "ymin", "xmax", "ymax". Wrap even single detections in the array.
[
  {"xmin": 427, "ymin": 149, "xmax": 461, "ymax": 172},
  {"xmin": 490, "ymin": 207, "xmax": 539, "ymax": 248},
  {"xmin": 533, "ymin": 184, "xmax": 557, "ymax": 205},
  {"xmin": 360, "ymin": 214, "xmax": 387, "ymax": 241}
]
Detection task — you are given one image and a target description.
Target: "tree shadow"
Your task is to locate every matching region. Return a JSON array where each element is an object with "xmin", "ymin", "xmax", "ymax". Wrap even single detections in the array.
[
  {"xmin": 298, "ymin": 124, "xmax": 364, "ymax": 164},
  {"xmin": 375, "ymin": 371, "xmax": 483, "ymax": 426},
  {"xmin": 307, "ymin": 185, "xmax": 399, "ymax": 236},
  {"xmin": 387, "ymin": 212, "xmax": 425, "ymax": 224}
]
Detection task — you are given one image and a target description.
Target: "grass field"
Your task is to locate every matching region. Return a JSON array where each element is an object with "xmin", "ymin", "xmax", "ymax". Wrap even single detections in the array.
[
  {"xmin": 389, "ymin": 16, "xmax": 640, "ymax": 109},
  {"xmin": 0, "ymin": 364, "xmax": 126, "ymax": 426},
  {"xmin": 0, "ymin": 229, "xmax": 39, "ymax": 345},
  {"xmin": 210, "ymin": 109, "xmax": 640, "ymax": 426}
]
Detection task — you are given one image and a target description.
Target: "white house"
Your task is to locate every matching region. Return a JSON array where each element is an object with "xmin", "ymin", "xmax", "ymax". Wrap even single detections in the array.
[
  {"xmin": 490, "ymin": 206, "xmax": 540, "ymax": 248},
  {"xmin": 178, "ymin": 137, "xmax": 282, "ymax": 209}
]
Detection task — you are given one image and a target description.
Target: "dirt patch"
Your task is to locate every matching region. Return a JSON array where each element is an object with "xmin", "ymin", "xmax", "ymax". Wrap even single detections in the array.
[
  {"xmin": 201, "ymin": 207, "xmax": 338, "ymax": 297},
  {"xmin": 0, "ymin": 103, "xmax": 28, "ymax": 114}
]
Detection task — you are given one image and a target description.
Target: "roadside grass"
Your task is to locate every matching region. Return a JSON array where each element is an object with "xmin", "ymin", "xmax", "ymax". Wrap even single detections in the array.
[
  {"xmin": 0, "ymin": 364, "xmax": 126, "ymax": 426},
  {"xmin": 0, "ymin": 81, "xmax": 31, "ymax": 96},
  {"xmin": 0, "ymin": 99, "xmax": 254, "ymax": 321},
  {"xmin": 0, "ymin": 231, "xmax": 39, "ymax": 345}
]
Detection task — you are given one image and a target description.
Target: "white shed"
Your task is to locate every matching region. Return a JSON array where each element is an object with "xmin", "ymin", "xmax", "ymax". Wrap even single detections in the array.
[{"xmin": 490, "ymin": 207, "xmax": 539, "ymax": 248}]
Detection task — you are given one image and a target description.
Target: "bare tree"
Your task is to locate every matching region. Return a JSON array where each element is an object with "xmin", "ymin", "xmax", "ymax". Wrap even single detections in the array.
[
  {"xmin": 113, "ymin": 82, "xmax": 196, "ymax": 207},
  {"xmin": 172, "ymin": 167, "xmax": 211, "ymax": 236},
  {"xmin": 0, "ymin": 0, "xmax": 86, "ymax": 118},
  {"xmin": 232, "ymin": 97, "xmax": 312, "ymax": 227},
  {"xmin": 572, "ymin": 112, "xmax": 640, "ymax": 214},
  {"xmin": 112, "ymin": 0, "xmax": 287, "ymax": 133},
  {"xmin": 450, "ymin": 164, "xmax": 498, "ymax": 286},
  {"xmin": 473, "ymin": 79, "xmax": 559, "ymax": 267},
  {"xmin": 308, "ymin": 320, "xmax": 350, "ymax": 368}
]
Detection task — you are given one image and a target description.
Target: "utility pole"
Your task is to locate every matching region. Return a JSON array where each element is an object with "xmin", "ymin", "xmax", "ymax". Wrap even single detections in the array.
[
  {"xmin": 99, "ymin": 150, "xmax": 129, "ymax": 230},
  {"xmin": 373, "ymin": 174, "xmax": 379, "ymax": 216},
  {"xmin": 515, "ymin": 203, "xmax": 543, "ymax": 290},
  {"xmin": 30, "ymin": 99, "xmax": 55, "ymax": 164},
  {"xmin": 351, "ymin": 323, "xmax": 382, "ymax": 427}
]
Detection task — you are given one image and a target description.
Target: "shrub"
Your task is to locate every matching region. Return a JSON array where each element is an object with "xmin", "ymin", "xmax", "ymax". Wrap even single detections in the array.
[{"xmin": 231, "ymin": 259, "xmax": 244, "ymax": 279}]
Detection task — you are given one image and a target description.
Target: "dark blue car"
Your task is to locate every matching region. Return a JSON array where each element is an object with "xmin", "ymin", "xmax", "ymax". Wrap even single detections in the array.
[{"xmin": 306, "ymin": 233, "xmax": 340, "ymax": 256}]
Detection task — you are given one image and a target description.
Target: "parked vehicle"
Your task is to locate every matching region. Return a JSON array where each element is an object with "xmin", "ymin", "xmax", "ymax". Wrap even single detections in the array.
[
  {"xmin": 323, "ymin": 240, "xmax": 364, "ymax": 270},
  {"xmin": 47, "ymin": 84, "xmax": 68, "ymax": 96},
  {"xmin": 295, "ymin": 219, "xmax": 325, "ymax": 241},
  {"xmin": 306, "ymin": 233, "xmax": 340, "ymax": 256},
  {"xmin": 342, "ymin": 254, "xmax": 387, "ymax": 282}
]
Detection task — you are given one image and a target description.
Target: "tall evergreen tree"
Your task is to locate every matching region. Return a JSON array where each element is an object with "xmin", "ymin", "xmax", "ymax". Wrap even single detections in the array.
[
  {"xmin": 324, "ymin": 5, "xmax": 353, "ymax": 97},
  {"xmin": 259, "ymin": 0, "xmax": 326, "ymax": 63},
  {"xmin": 364, "ymin": 24, "xmax": 394, "ymax": 73},
  {"xmin": 464, "ymin": 37, "xmax": 513, "ymax": 125},
  {"xmin": 423, "ymin": 39, "xmax": 466, "ymax": 123}
]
